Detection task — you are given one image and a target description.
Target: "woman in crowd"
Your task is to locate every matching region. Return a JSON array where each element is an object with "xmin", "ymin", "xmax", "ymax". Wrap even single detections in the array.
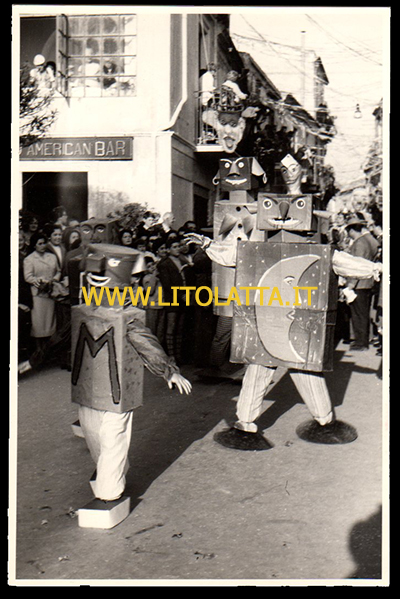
[
  {"xmin": 19, "ymin": 231, "xmax": 61, "ymax": 373},
  {"xmin": 118, "ymin": 228, "xmax": 134, "ymax": 248},
  {"xmin": 62, "ymin": 227, "xmax": 82, "ymax": 255},
  {"xmin": 133, "ymin": 236, "xmax": 149, "ymax": 253},
  {"xmin": 20, "ymin": 212, "xmax": 40, "ymax": 253},
  {"xmin": 63, "ymin": 228, "xmax": 84, "ymax": 307},
  {"xmin": 152, "ymin": 237, "xmax": 169, "ymax": 264},
  {"xmin": 45, "ymin": 223, "xmax": 66, "ymax": 270},
  {"xmin": 18, "ymin": 230, "xmax": 33, "ymax": 362}
]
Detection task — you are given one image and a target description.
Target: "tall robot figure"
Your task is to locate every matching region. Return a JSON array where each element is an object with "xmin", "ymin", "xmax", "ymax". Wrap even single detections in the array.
[
  {"xmin": 202, "ymin": 157, "xmax": 266, "ymax": 376},
  {"xmin": 187, "ymin": 153, "xmax": 381, "ymax": 450},
  {"xmin": 211, "ymin": 156, "xmax": 267, "ymax": 316}
]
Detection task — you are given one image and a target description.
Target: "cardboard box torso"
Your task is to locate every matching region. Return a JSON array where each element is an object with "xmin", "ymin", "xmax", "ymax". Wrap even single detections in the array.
[
  {"xmin": 71, "ymin": 304, "xmax": 145, "ymax": 412},
  {"xmin": 231, "ymin": 241, "xmax": 337, "ymax": 371}
]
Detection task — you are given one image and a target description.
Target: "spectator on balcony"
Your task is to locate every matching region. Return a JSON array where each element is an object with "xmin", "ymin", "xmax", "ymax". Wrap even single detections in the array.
[
  {"xmin": 200, "ymin": 63, "xmax": 217, "ymax": 106},
  {"xmin": 221, "ymin": 70, "xmax": 248, "ymax": 105}
]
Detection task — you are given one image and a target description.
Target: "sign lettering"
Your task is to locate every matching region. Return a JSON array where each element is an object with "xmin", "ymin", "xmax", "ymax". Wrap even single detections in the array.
[{"xmin": 20, "ymin": 137, "xmax": 133, "ymax": 161}]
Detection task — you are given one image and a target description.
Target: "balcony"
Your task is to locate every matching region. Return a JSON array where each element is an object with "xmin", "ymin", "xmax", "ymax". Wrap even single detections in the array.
[{"xmin": 195, "ymin": 90, "xmax": 223, "ymax": 152}]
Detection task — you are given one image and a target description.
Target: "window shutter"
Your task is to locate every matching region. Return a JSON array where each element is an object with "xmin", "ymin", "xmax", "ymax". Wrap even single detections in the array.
[{"xmin": 56, "ymin": 14, "xmax": 68, "ymax": 98}]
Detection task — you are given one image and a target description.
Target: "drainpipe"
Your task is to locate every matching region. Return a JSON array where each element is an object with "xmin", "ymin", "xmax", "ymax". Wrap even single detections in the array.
[
  {"xmin": 152, "ymin": 13, "xmax": 188, "ymax": 213},
  {"xmin": 162, "ymin": 13, "xmax": 188, "ymax": 132}
]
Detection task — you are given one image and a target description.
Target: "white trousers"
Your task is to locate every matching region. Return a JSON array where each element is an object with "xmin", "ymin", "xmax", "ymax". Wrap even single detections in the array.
[
  {"xmin": 78, "ymin": 406, "xmax": 133, "ymax": 501},
  {"xmin": 236, "ymin": 364, "xmax": 334, "ymax": 432}
]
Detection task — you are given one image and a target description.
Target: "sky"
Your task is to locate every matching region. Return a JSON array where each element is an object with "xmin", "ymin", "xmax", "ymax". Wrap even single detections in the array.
[{"xmin": 228, "ymin": 7, "xmax": 390, "ymax": 188}]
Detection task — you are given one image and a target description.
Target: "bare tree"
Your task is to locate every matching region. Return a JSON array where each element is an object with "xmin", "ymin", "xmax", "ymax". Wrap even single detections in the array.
[{"xmin": 19, "ymin": 63, "xmax": 58, "ymax": 149}]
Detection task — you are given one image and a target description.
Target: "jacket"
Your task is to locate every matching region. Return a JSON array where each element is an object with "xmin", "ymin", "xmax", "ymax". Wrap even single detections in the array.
[{"xmin": 348, "ymin": 232, "xmax": 380, "ymax": 290}]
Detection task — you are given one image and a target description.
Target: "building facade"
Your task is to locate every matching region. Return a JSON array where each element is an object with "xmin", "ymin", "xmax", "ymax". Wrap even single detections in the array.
[
  {"xmin": 16, "ymin": 11, "xmax": 227, "ymax": 228},
  {"xmin": 16, "ymin": 9, "xmax": 335, "ymax": 229}
]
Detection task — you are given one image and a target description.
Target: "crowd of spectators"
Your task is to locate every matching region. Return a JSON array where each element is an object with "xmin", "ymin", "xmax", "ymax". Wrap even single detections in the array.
[
  {"xmin": 18, "ymin": 207, "xmax": 217, "ymax": 373},
  {"xmin": 17, "ymin": 185, "xmax": 384, "ymax": 377},
  {"xmin": 324, "ymin": 186, "xmax": 383, "ymax": 361}
]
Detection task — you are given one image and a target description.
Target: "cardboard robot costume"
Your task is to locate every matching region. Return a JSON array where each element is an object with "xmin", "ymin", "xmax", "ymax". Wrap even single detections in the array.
[
  {"xmin": 211, "ymin": 157, "xmax": 267, "ymax": 317},
  {"xmin": 71, "ymin": 243, "xmax": 191, "ymax": 527},
  {"xmin": 186, "ymin": 154, "xmax": 381, "ymax": 450}
]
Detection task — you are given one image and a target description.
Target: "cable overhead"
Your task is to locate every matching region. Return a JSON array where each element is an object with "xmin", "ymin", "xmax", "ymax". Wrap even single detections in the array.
[
  {"xmin": 305, "ymin": 14, "xmax": 382, "ymax": 66},
  {"xmin": 233, "ymin": 19, "xmax": 382, "ymax": 105}
]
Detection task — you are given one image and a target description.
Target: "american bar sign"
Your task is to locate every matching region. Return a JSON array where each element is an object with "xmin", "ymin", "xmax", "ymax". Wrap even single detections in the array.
[{"xmin": 20, "ymin": 137, "xmax": 133, "ymax": 161}]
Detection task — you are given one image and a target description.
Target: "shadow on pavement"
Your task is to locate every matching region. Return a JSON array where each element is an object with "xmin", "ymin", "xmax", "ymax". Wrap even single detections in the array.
[
  {"xmin": 347, "ymin": 505, "xmax": 382, "ymax": 579},
  {"xmin": 255, "ymin": 349, "xmax": 378, "ymax": 433},
  {"xmin": 124, "ymin": 347, "xmax": 376, "ymax": 506},
  {"xmin": 325, "ymin": 350, "xmax": 379, "ymax": 409},
  {"xmin": 123, "ymin": 366, "xmax": 239, "ymax": 505}
]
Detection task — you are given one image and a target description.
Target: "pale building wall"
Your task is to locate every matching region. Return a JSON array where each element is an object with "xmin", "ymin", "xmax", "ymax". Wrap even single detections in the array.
[{"xmin": 17, "ymin": 13, "xmax": 177, "ymax": 219}]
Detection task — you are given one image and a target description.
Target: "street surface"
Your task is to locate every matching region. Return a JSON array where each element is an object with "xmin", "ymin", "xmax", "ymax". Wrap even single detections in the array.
[{"xmin": 10, "ymin": 341, "xmax": 388, "ymax": 585}]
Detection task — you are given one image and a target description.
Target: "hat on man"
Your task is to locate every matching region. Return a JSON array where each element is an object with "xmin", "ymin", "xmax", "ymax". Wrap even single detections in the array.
[
  {"xmin": 33, "ymin": 54, "xmax": 46, "ymax": 66},
  {"xmin": 345, "ymin": 214, "xmax": 367, "ymax": 228}
]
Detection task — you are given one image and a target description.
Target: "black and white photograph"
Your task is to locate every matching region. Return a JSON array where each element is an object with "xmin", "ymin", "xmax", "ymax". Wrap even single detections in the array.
[{"xmin": 9, "ymin": 4, "xmax": 390, "ymax": 586}]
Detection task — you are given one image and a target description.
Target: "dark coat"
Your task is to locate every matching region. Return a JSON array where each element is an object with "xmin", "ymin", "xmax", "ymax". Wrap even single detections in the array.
[
  {"xmin": 348, "ymin": 232, "xmax": 380, "ymax": 290},
  {"xmin": 157, "ymin": 256, "xmax": 196, "ymax": 309}
]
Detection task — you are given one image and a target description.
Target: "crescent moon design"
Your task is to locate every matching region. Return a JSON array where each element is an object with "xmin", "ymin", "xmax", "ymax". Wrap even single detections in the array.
[{"xmin": 254, "ymin": 254, "xmax": 320, "ymax": 363}]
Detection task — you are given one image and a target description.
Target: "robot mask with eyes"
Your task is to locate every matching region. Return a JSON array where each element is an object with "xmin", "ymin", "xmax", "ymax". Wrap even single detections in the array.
[
  {"xmin": 79, "ymin": 218, "xmax": 119, "ymax": 245},
  {"xmin": 84, "ymin": 243, "xmax": 145, "ymax": 290},
  {"xmin": 257, "ymin": 193, "xmax": 313, "ymax": 231},
  {"xmin": 213, "ymin": 157, "xmax": 267, "ymax": 191},
  {"xmin": 256, "ymin": 153, "xmax": 314, "ymax": 233}
]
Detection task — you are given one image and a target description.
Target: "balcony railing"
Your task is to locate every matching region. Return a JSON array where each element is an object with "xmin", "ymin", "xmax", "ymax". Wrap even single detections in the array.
[{"xmin": 195, "ymin": 90, "xmax": 223, "ymax": 151}]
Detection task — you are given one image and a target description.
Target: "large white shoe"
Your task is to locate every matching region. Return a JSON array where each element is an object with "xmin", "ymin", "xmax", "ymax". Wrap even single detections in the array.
[{"xmin": 18, "ymin": 360, "xmax": 32, "ymax": 375}]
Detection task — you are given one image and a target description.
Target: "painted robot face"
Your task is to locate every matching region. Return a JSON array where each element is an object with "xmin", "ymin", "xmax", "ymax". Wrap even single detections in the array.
[
  {"xmin": 215, "ymin": 202, "xmax": 263, "ymax": 243},
  {"xmin": 216, "ymin": 157, "xmax": 267, "ymax": 191},
  {"xmin": 219, "ymin": 157, "xmax": 252, "ymax": 190},
  {"xmin": 85, "ymin": 243, "xmax": 143, "ymax": 289},
  {"xmin": 257, "ymin": 193, "xmax": 313, "ymax": 231},
  {"xmin": 80, "ymin": 218, "xmax": 119, "ymax": 245},
  {"xmin": 80, "ymin": 219, "xmax": 108, "ymax": 244}
]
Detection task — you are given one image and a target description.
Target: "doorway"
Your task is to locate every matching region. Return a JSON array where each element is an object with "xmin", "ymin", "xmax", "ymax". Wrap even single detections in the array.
[{"xmin": 22, "ymin": 172, "xmax": 88, "ymax": 224}]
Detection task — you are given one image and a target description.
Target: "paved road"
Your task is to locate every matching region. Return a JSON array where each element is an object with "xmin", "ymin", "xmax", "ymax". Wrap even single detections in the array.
[{"xmin": 10, "ymin": 341, "xmax": 388, "ymax": 585}]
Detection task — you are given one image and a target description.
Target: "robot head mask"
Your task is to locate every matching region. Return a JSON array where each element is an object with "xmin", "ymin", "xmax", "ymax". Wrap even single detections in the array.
[
  {"xmin": 213, "ymin": 157, "xmax": 267, "ymax": 191},
  {"xmin": 257, "ymin": 193, "xmax": 313, "ymax": 231},
  {"xmin": 255, "ymin": 152, "xmax": 313, "ymax": 232},
  {"xmin": 280, "ymin": 154, "xmax": 303, "ymax": 194},
  {"xmin": 79, "ymin": 218, "xmax": 119, "ymax": 245},
  {"xmin": 84, "ymin": 243, "xmax": 145, "ymax": 289}
]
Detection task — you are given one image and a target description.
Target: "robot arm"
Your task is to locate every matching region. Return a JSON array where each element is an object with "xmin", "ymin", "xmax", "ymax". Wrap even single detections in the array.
[
  {"xmin": 126, "ymin": 319, "xmax": 191, "ymax": 395},
  {"xmin": 126, "ymin": 319, "xmax": 179, "ymax": 380},
  {"xmin": 332, "ymin": 249, "xmax": 382, "ymax": 281},
  {"xmin": 184, "ymin": 233, "xmax": 237, "ymax": 267}
]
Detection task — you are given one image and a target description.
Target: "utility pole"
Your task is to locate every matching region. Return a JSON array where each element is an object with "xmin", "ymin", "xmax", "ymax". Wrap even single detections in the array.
[{"xmin": 301, "ymin": 30, "xmax": 306, "ymax": 106}]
